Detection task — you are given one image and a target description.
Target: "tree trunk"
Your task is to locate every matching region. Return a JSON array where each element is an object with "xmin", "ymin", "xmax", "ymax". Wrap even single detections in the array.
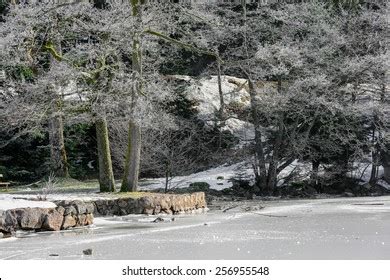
[
  {"xmin": 216, "ymin": 58, "xmax": 225, "ymax": 148},
  {"xmin": 379, "ymin": 82, "xmax": 388, "ymax": 183},
  {"xmin": 340, "ymin": 150, "xmax": 350, "ymax": 187},
  {"xmin": 266, "ymin": 119, "xmax": 284, "ymax": 194},
  {"xmin": 241, "ymin": 0, "xmax": 249, "ymax": 59},
  {"xmin": 369, "ymin": 151, "xmax": 379, "ymax": 184},
  {"xmin": 217, "ymin": 58, "xmax": 225, "ymax": 123},
  {"xmin": 380, "ymin": 82, "xmax": 386, "ymax": 102},
  {"xmin": 384, "ymin": 166, "xmax": 390, "ymax": 184},
  {"xmin": 164, "ymin": 169, "xmax": 170, "ymax": 193},
  {"xmin": 266, "ymin": 163, "xmax": 277, "ymax": 194},
  {"xmin": 121, "ymin": 121, "xmax": 141, "ymax": 192},
  {"xmin": 266, "ymin": 79, "xmax": 284, "ymax": 193},
  {"xmin": 49, "ymin": 98, "xmax": 69, "ymax": 178},
  {"xmin": 311, "ymin": 160, "xmax": 320, "ymax": 187},
  {"xmin": 245, "ymin": 72, "xmax": 267, "ymax": 191},
  {"xmin": 369, "ymin": 123, "xmax": 379, "ymax": 184},
  {"xmin": 121, "ymin": 0, "xmax": 143, "ymax": 192},
  {"xmin": 382, "ymin": 149, "xmax": 390, "ymax": 183},
  {"xmin": 95, "ymin": 117, "xmax": 116, "ymax": 192}
]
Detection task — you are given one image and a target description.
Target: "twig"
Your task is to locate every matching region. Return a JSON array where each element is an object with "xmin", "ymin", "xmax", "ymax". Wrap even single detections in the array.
[
  {"xmin": 222, "ymin": 205, "xmax": 239, "ymax": 212},
  {"xmin": 21, "ymin": 180, "xmax": 42, "ymax": 188},
  {"xmin": 352, "ymin": 203, "xmax": 384, "ymax": 206},
  {"xmin": 253, "ymin": 213, "xmax": 288, "ymax": 218}
]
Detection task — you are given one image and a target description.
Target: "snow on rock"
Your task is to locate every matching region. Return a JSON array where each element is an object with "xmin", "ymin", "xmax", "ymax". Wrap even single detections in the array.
[
  {"xmin": 171, "ymin": 75, "xmax": 254, "ymax": 142},
  {"xmin": 0, "ymin": 195, "xmax": 56, "ymax": 211},
  {"xmin": 184, "ymin": 75, "xmax": 250, "ymax": 119},
  {"xmin": 224, "ymin": 118, "xmax": 255, "ymax": 143}
]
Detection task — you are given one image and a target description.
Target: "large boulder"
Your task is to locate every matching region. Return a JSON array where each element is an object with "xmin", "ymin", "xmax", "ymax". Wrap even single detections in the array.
[
  {"xmin": 63, "ymin": 205, "xmax": 77, "ymax": 216},
  {"xmin": 0, "ymin": 210, "xmax": 18, "ymax": 234},
  {"xmin": 117, "ymin": 199, "xmax": 128, "ymax": 208},
  {"xmin": 42, "ymin": 208, "xmax": 65, "ymax": 231},
  {"xmin": 77, "ymin": 213, "xmax": 94, "ymax": 226},
  {"xmin": 0, "ymin": 210, "xmax": 6, "ymax": 234},
  {"xmin": 85, "ymin": 213, "xmax": 94, "ymax": 225},
  {"xmin": 138, "ymin": 196, "xmax": 155, "ymax": 215},
  {"xmin": 19, "ymin": 208, "xmax": 49, "ymax": 230},
  {"xmin": 62, "ymin": 215, "xmax": 77, "ymax": 230}
]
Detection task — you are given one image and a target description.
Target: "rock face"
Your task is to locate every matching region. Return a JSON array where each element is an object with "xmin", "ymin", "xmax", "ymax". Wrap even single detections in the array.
[{"xmin": 0, "ymin": 192, "xmax": 207, "ymax": 236}]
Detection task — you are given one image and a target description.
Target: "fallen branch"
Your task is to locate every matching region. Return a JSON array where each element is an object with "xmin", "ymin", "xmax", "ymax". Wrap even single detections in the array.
[
  {"xmin": 222, "ymin": 205, "xmax": 239, "ymax": 212},
  {"xmin": 21, "ymin": 180, "xmax": 42, "ymax": 188},
  {"xmin": 352, "ymin": 203, "xmax": 384, "ymax": 206},
  {"xmin": 253, "ymin": 213, "xmax": 288, "ymax": 218}
]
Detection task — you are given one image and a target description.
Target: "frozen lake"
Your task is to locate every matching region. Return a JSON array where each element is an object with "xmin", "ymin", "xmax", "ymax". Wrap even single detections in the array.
[{"xmin": 0, "ymin": 196, "xmax": 389, "ymax": 259}]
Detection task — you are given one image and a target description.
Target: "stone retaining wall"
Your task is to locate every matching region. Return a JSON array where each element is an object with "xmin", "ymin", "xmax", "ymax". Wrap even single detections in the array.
[
  {"xmin": 0, "ymin": 201, "xmax": 93, "ymax": 235},
  {"xmin": 0, "ymin": 192, "xmax": 207, "ymax": 236},
  {"xmin": 93, "ymin": 192, "xmax": 207, "ymax": 216}
]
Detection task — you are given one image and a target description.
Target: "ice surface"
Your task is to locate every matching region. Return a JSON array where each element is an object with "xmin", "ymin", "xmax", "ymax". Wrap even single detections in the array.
[{"xmin": 1, "ymin": 196, "xmax": 389, "ymax": 260}]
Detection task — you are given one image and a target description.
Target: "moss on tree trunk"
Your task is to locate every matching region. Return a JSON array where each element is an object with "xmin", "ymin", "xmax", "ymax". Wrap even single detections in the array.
[
  {"xmin": 121, "ymin": 120, "xmax": 141, "ymax": 192},
  {"xmin": 96, "ymin": 117, "xmax": 116, "ymax": 192},
  {"xmin": 49, "ymin": 98, "xmax": 69, "ymax": 178},
  {"xmin": 121, "ymin": 0, "xmax": 142, "ymax": 192}
]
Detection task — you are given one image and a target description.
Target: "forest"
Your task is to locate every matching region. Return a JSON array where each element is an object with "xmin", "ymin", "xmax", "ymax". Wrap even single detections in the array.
[{"xmin": 0, "ymin": 0, "xmax": 389, "ymax": 198}]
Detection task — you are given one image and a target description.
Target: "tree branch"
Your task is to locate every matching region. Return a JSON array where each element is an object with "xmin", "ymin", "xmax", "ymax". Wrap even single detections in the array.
[{"xmin": 144, "ymin": 29, "xmax": 222, "ymax": 63}]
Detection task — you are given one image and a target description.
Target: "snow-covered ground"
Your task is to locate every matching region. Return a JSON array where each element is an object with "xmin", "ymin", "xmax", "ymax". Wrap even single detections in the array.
[
  {"xmin": 350, "ymin": 162, "xmax": 385, "ymax": 183},
  {"xmin": 140, "ymin": 161, "xmax": 254, "ymax": 191},
  {"xmin": 1, "ymin": 196, "xmax": 389, "ymax": 259},
  {"xmin": 377, "ymin": 180, "xmax": 390, "ymax": 190},
  {"xmin": 0, "ymin": 196, "xmax": 56, "ymax": 211},
  {"xmin": 0, "ymin": 162, "xmax": 250, "ymax": 204},
  {"xmin": 0, "ymin": 162, "xmax": 249, "ymax": 208},
  {"xmin": 1, "ymin": 159, "xmax": 387, "ymax": 207},
  {"xmin": 141, "ymin": 160, "xmax": 315, "ymax": 190}
]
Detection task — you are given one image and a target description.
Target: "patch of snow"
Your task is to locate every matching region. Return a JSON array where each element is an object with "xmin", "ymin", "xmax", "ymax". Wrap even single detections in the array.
[
  {"xmin": 1, "ymin": 192, "xmax": 108, "ymax": 203},
  {"xmin": 0, "ymin": 237, "xmax": 17, "ymax": 243},
  {"xmin": 223, "ymin": 118, "xmax": 254, "ymax": 143},
  {"xmin": 0, "ymin": 195, "xmax": 56, "ymax": 211},
  {"xmin": 141, "ymin": 162, "xmax": 255, "ymax": 191},
  {"xmin": 141, "ymin": 160, "xmax": 313, "ymax": 191},
  {"xmin": 62, "ymin": 80, "xmax": 86, "ymax": 101},
  {"xmin": 350, "ymin": 163, "xmax": 384, "ymax": 183},
  {"xmin": 277, "ymin": 160, "xmax": 311, "ymax": 186},
  {"xmin": 185, "ymin": 75, "xmax": 250, "ymax": 120},
  {"xmin": 173, "ymin": 75, "xmax": 254, "ymax": 142},
  {"xmin": 377, "ymin": 180, "xmax": 390, "ymax": 190},
  {"xmin": 93, "ymin": 218, "xmax": 129, "ymax": 226}
]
